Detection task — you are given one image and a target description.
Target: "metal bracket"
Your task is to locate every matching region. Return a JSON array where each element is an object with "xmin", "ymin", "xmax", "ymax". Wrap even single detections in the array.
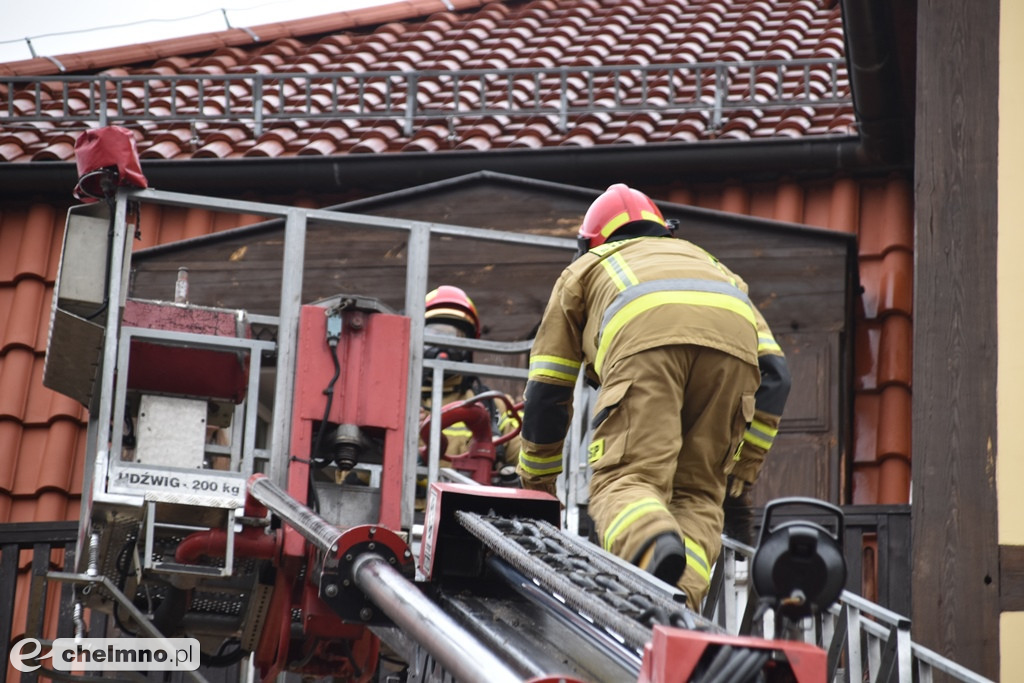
[
  {"xmin": 42, "ymin": 571, "xmax": 212, "ymax": 683},
  {"xmin": 142, "ymin": 500, "xmax": 236, "ymax": 579}
]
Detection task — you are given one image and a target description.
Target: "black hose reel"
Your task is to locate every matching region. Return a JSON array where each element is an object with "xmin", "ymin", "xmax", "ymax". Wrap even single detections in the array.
[{"xmin": 751, "ymin": 497, "xmax": 847, "ymax": 623}]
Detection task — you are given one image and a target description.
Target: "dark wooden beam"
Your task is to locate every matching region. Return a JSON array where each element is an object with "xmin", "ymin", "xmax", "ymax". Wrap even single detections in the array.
[
  {"xmin": 1001, "ymin": 545, "xmax": 1024, "ymax": 612},
  {"xmin": 912, "ymin": 0, "xmax": 1000, "ymax": 677}
]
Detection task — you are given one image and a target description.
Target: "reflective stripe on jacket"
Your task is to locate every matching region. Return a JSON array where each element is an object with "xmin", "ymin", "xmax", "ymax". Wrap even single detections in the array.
[
  {"xmin": 520, "ymin": 236, "xmax": 765, "ymax": 464},
  {"xmin": 567, "ymin": 237, "xmax": 758, "ymax": 379}
]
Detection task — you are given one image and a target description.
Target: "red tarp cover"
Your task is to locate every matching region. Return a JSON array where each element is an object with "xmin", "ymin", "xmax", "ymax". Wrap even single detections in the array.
[{"xmin": 73, "ymin": 126, "xmax": 148, "ymax": 201}]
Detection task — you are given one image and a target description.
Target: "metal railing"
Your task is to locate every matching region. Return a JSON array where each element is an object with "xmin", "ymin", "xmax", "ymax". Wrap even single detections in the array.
[
  {"xmin": 0, "ymin": 522, "xmax": 78, "ymax": 683},
  {"xmin": 706, "ymin": 536, "xmax": 995, "ymax": 683},
  {"xmin": 1, "ymin": 59, "xmax": 850, "ymax": 136},
  {"xmin": 0, "ymin": 522, "xmax": 221, "ymax": 683}
]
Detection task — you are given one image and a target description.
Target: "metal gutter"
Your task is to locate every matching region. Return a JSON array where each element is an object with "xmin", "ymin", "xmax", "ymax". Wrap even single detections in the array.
[
  {"xmin": 839, "ymin": 0, "xmax": 914, "ymax": 165},
  {"xmin": 0, "ymin": 136, "xmax": 897, "ymax": 199}
]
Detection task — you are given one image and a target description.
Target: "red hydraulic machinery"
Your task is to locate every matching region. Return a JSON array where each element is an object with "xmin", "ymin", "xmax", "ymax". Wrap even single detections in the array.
[{"xmin": 419, "ymin": 390, "xmax": 522, "ymax": 485}]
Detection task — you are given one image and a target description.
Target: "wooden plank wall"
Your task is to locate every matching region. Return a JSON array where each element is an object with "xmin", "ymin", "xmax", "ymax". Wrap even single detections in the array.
[{"xmin": 912, "ymin": 0, "xmax": 1000, "ymax": 677}]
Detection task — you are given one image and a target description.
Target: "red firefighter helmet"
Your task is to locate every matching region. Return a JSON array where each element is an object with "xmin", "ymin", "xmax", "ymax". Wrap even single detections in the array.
[
  {"xmin": 425, "ymin": 285, "xmax": 481, "ymax": 339},
  {"xmin": 578, "ymin": 184, "xmax": 667, "ymax": 251}
]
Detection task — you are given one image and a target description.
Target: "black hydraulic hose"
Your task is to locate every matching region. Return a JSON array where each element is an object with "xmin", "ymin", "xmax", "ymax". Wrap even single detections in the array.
[
  {"xmin": 699, "ymin": 644, "xmax": 736, "ymax": 682},
  {"xmin": 743, "ymin": 649, "xmax": 770, "ymax": 682},
  {"xmin": 112, "ymin": 536, "xmax": 140, "ymax": 636},
  {"xmin": 150, "ymin": 584, "xmax": 189, "ymax": 636},
  {"xmin": 200, "ymin": 638, "xmax": 248, "ymax": 668},
  {"xmin": 701, "ymin": 646, "xmax": 770, "ymax": 683},
  {"xmin": 307, "ymin": 335, "xmax": 341, "ymax": 513},
  {"xmin": 311, "ymin": 336, "xmax": 342, "ymax": 467}
]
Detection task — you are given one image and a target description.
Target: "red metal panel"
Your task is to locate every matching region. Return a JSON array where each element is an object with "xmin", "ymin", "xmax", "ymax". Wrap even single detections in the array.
[
  {"xmin": 122, "ymin": 299, "xmax": 251, "ymax": 402},
  {"xmin": 637, "ymin": 626, "xmax": 826, "ymax": 683},
  {"xmin": 419, "ymin": 482, "xmax": 560, "ymax": 580},
  {"xmin": 123, "ymin": 299, "xmax": 244, "ymax": 336},
  {"xmin": 292, "ymin": 306, "xmax": 409, "ymax": 429},
  {"xmin": 288, "ymin": 304, "xmax": 409, "ymax": 532}
]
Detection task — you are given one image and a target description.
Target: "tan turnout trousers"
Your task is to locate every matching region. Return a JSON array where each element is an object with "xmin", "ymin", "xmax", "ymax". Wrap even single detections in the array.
[{"xmin": 587, "ymin": 344, "xmax": 759, "ymax": 609}]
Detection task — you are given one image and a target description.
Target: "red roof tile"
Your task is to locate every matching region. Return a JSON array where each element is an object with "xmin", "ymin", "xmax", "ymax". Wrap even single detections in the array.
[
  {"xmin": 3, "ymin": 279, "xmax": 48, "ymax": 351},
  {"xmin": 0, "ymin": 348, "xmax": 33, "ymax": 420},
  {"xmin": 876, "ymin": 249, "xmax": 913, "ymax": 317},
  {"xmin": 7, "ymin": 488, "xmax": 76, "ymax": 523},
  {"xmin": 0, "ymin": 420, "xmax": 21, "ymax": 494},
  {"xmin": 24, "ymin": 357, "xmax": 85, "ymax": 426},
  {"xmin": 13, "ymin": 421, "xmax": 82, "ymax": 496},
  {"xmin": 859, "ymin": 251, "xmax": 913, "ymax": 320},
  {"xmin": 0, "ymin": 0, "xmax": 851, "ymax": 162},
  {"xmin": 858, "ymin": 176, "xmax": 914, "ymax": 256},
  {"xmin": 877, "ymin": 315, "xmax": 912, "ymax": 388},
  {"xmin": 0, "ymin": 0, "xmax": 912, "ymax": 528},
  {"xmin": 854, "ymin": 319, "xmax": 882, "ymax": 392}
]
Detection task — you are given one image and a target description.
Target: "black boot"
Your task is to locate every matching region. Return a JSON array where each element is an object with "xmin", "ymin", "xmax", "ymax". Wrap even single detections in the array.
[{"xmin": 636, "ymin": 532, "xmax": 687, "ymax": 586}]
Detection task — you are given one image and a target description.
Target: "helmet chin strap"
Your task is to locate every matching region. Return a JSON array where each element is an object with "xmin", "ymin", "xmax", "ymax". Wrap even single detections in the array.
[
  {"xmin": 573, "ymin": 235, "xmax": 591, "ymax": 262},
  {"xmin": 421, "ymin": 371, "xmax": 474, "ymax": 397},
  {"xmin": 574, "ymin": 219, "xmax": 676, "ymax": 261}
]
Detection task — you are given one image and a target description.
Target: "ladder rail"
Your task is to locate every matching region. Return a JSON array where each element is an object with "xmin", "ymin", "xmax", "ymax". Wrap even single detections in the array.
[{"xmin": 711, "ymin": 539, "xmax": 996, "ymax": 683}]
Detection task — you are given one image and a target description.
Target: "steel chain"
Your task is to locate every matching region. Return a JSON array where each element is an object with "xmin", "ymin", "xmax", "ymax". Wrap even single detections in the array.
[{"xmin": 456, "ymin": 511, "xmax": 712, "ymax": 651}]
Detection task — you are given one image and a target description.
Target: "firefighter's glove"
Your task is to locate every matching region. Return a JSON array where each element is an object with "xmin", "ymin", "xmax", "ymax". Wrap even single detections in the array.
[
  {"xmin": 530, "ymin": 478, "xmax": 558, "ymax": 498},
  {"xmin": 727, "ymin": 455, "xmax": 761, "ymax": 497},
  {"xmin": 493, "ymin": 465, "xmax": 521, "ymax": 487},
  {"xmin": 519, "ymin": 472, "xmax": 558, "ymax": 498},
  {"xmin": 722, "ymin": 476, "xmax": 755, "ymax": 547},
  {"xmin": 728, "ymin": 472, "xmax": 747, "ymax": 498}
]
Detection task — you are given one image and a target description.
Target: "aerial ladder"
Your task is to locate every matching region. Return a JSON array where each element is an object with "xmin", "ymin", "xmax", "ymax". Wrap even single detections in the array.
[{"xmin": 27, "ymin": 135, "xmax": 849, "ymax": 682}]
